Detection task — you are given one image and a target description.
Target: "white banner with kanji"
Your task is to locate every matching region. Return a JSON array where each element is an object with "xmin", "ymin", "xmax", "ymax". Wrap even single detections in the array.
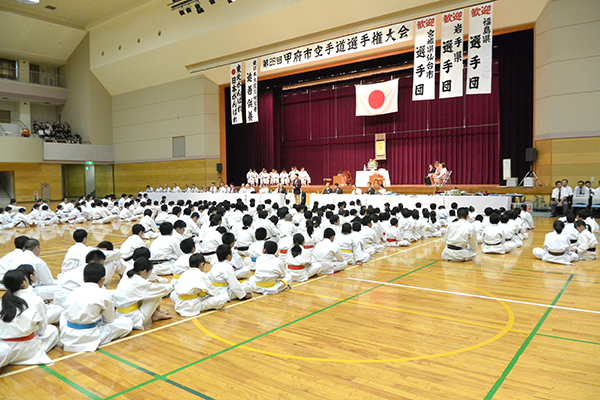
[
  {"xmin": 261, "ymin": 21, "xmax": 414, "ymax": 72},
  {"xmin": 467, "ymin": 3, "xmax": 493, "ymax": 94},
  {"xmin": 356, "ymin": 79, "xmax": 398, "ymax": 116},
  {"xmin": 245, "ymin": 59, "xmax": 258, "ymax": 123},
  {"xmin": 413, "ymin": 16, "xmax": 436, "ymax": 101},
  {"xmin": 439, "ymin": 10, "xmax": 464, "ymax": 99},
  {"xmin": 230, "ymin": 62, "xmax": 243, "ymax": 124}
]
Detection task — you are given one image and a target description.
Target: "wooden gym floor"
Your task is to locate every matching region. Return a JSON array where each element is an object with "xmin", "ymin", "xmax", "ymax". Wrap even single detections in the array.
[{"xmin": 0, "ymin": 217, "xmax": 598, "ymax": 399}]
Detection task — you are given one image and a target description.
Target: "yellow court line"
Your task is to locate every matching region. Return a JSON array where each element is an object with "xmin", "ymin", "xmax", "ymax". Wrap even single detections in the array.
[{"xmin": 192, "ymin": 275, "xmax": 516, "ymax": 363}]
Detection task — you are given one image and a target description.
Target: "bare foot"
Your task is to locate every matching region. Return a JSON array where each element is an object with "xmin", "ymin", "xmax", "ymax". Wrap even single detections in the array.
[
  {"xmin": 151, "ymin": 310, "xmax": 172, "ymax": 321},
  {"xmin": 242, "ymin": 293, "xmax": 252, "ymax": 300}
]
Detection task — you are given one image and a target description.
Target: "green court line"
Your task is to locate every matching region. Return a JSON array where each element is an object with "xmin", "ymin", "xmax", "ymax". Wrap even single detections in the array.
[
  {"xmin": 39, "ymin": 365, "xmax": 103, "ymax": 400},
  {"xmin": 483, "ymin": 274, "xmax": 574, "ymax": 400},
  {"xmin": 102, "ymin": 261, "xmax": 437, "ymax": 399},
  {"xmin": 536, "ymin": 333, "xmax": 600, "ymax": 347},
  {"xmin": 97, "ymin": 349, "xmax": 215, "ymax": 400}
]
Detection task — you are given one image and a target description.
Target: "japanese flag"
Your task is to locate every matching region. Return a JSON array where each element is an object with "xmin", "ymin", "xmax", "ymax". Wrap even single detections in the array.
[{"xmin": 355, "ymin": 79, "xmax": 398, "ymax": 116}]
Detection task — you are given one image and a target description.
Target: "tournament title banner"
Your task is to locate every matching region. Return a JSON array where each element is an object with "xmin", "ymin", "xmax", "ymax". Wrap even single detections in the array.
[{"xmin": 260, "ymin": 21, "xmax": 414, "ymax": 72}]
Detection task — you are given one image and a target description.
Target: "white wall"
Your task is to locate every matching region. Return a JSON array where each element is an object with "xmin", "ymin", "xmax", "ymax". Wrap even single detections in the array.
[
  {"xmin": 535, "ymin": 0, "xmax": 600, "ymax": 140},
  {"xmin": 59, "ymin": 33, "xmax": 113, "ymax": 145},
  {"xmin": 30, "ymin": 103, "xmax": 57, "ymax": 124},
  {"xmin": 0, "ymin": 137, "xmax": 43, "ymax": 162},
  {"xmin": 112, "ymin": 75, "xmax": 219, "ymax": 163}
]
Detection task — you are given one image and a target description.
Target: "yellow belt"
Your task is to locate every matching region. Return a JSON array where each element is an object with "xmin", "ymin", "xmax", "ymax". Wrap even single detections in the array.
[
  {"xmin": 255, "ymin": 279, "xmax": 289, "ymax": 289},
  {"xmin": 255, "ymin": 281, "xmax": 277, "ymax": 288},
  {"xmin": 212, "ymin": 281, "xmax": 228, "ymax": 287},
  {"xmin": 178, "ymin": 291, "xmax": 207, "ymax": 301},
  {"xmin": 341, "ymin": 249, "xmax": 353, "ymax": 253},
  {"xmin": 117, "ymin": 301, "xmax": 141, "ymax": 314},
  {"xmin": 173, "ymin": 274, "xmax": 182, "ymax": 279}
]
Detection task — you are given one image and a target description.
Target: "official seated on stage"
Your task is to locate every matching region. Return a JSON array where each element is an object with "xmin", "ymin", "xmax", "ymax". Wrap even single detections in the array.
[
  {"xmin": 433, "ymin": 163, "xmax": 448, "ymax": 185},
  {"xmin": 424, "ymin": 164, "xmax": 436, "ymax": 185}
]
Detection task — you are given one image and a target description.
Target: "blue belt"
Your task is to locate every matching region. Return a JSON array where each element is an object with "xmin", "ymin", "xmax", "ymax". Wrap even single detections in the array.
[
  {"xmin": 251, "ymin": 257, "xmax": 257, "ymax": 262},
  {"xmin": 67, "ymin": 320, "xmax": 101, "ymax": 330}
]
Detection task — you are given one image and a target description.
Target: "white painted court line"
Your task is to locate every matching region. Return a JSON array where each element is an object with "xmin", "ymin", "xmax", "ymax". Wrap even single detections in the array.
[{"xmin": 346, "ymin": 277, "xmax": 600, "ymax": 315}]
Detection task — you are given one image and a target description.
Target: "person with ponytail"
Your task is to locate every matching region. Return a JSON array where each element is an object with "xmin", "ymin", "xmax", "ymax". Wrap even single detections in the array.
[
  {"xmin": 16, "ymin": 264, "xmax": 63, "ymax": 324},
  {"xmin": 0, "ymin": 269, "xmax": 59, "ymax": 368},
  {"xmin": 114, "ymin": 257, "xmax": 173, "ymax": 330},
  {"xmin": 532, "ymin": 220, "xmax": 578, "ymax": 265},
  {"xmin": 574, "ymin": 220, "xmax": 598, "ymax": 261},
  {"xmin": 232, "ymin": 214, "xmax": 254, "ymax": 258},
  {"xmin": 285, "ymin": 233, "xmax": 321, "ymax": 282}
]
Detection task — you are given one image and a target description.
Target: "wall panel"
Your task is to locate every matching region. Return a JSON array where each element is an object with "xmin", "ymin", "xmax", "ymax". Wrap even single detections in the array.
[{"xmin": 0, "ymin": 162, "xmax": 62, "ymax": 202}]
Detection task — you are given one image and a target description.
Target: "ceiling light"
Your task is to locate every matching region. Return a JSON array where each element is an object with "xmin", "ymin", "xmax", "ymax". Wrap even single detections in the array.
[
  {"xmin": 185, "ymin": 6, "xmax": 191, "ymax": 12},
  {"xmin": 208, "ymin": 0, "xmax": 215, "ymax": 4},
  {"xmin": 179, "ymin": 9, "xmax": 185, "ymax": 15},
  {"xmin": 227, "ymin": 0, "xmax": 235, "ymax": 3},
  {"xmin": 195, "ymin": 3, "xmax": 204, "ymax": 13},
  {"xmin": 15, "ymin": 0, "xmax": 39, "ymax": 4}
]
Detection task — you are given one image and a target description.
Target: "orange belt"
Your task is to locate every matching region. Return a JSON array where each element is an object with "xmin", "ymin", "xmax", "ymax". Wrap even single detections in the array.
[
  {"xmin": 2, "ymin": 332, "xmax": 35, "ymax": 342},
  {"xmin": 386, "ymin": 238, "xmax": 397, "ymax": 242},
  {"xmin": 287, "ymin": 264, "xmax": 305, "ymax": 270}
]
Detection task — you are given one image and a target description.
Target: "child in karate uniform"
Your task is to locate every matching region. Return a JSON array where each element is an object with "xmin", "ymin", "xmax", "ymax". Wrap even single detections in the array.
[
  {"xmin": 285, "ymin": 234, "xmax": 321, "ymax": 282},
  {"xmin": 171, "ymin": 238, "xmax": 196, "ymax": 281},
  {"xmin": 59, "ymin": 263, "xmax": 133, "ymax": 352},
  {"xmin": 172, "ymin": 254, "xmax": 229, "ymax": 317},
  {"xmin": 208, "ymin": 245, "xmax": 253, "ymax": 301},
  {"xmin": 114, "ymin": 258, "xmax": 173, "ymax": 330},
  {"xmin": 574, "ymin": 220, "xmax": 598, "ymax": 261},
  {"xmin": 0, "ymin": 270, "xmax": 59, "ymax": 368},
  {"xmin": 250, "ymin": 241, "xmax": 291, "ymax": 295}
]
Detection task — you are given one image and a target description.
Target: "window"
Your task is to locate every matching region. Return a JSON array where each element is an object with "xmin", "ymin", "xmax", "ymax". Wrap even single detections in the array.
[{"xmin": 0, "ymin": 58, "xmax": 17, "ymax": 81}]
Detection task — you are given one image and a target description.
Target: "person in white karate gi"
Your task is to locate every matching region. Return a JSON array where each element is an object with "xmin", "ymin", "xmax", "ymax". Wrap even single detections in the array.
[
  {"xmin": 383, "ymin": 218, "xmax": 410, "ymax": 247},
  {"xmin": 114, "ymin": 258, "xmax": 173, "ymax": 330},
  {"xmin": 208, "ymin": 245, "xmax": 253, "ymax": 301},
  {"xmin": 0, "ymin": 236, "xmax": 29, "ymax": 290},
  {"xmin": 12, "ymin": 208, "xmax": 37, "ymax": 227},
  {"xmin": 59, "ymin": 263, "xmax": 133, "ymax": 352},
  {"xmin": 441, "ymin": 208, "xmax": 477, "ymax": 262},
  {"xmin": 171, "ymin": 254, "xmax": 229, "ymax": 317},
  {"xmin": 16, "ymin": 264, "xmax": 63, "ymax": 325},
  {"xmin": 574, "ymin": 220, "xmax": 598, "ymax": 261},
  {"xmin": 171, "ymin": 238, "xmax": 196, "ymax": 281},
  {"xmin": 335, "ymin": 223, "xmax": 369, "ymax": 265},
  {"xmin": 481, "ymin": 214, "xmax": 507, "ymax": 254},
  {"xmin": 222, "ymin": 233, "xmax": 252, "ymax": 279},
  {"xmin": 0, "ymin": 269, "xmax": 59, "ymax": 368},
  {"xmin": 61, "ymin": 229, "xmax": 90, "ymax": 273},
  {"xmin": 313, "ymin": 228, "xmax": 348, "ymax": 274},
  {"xmin": 12, "ymin": 239, "xmax": 59, "ymax": 301},
  {"xmin": 247, "ymin": 227, "xmax": 268, "ymax": 270},
  {"xmin": 148, "ymin": 222, "xmax": 183, "ymax": 275},
  {"xmin": 285, "ymin": 233, "xmax": 321, "ymax": 282},
  {"xmin": 532, "ymin": 220, "xmax": 578, "ymax": 265},
  {"xmin": 250, "ymin": 241, "xmax": 291, "ymax": 294}
]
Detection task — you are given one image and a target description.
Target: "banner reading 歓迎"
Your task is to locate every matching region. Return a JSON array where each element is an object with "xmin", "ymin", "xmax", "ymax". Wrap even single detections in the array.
[
  {"xmin": 440, "ymin": 10, "xmax": 464, "ymax": 99},
  {"xmin": 467, "ymin": 2, "xmax": 493, "ymax": 94},
  {"xmin": 413, "ymin": 16, "xmax": 436, "ymax": 101}
]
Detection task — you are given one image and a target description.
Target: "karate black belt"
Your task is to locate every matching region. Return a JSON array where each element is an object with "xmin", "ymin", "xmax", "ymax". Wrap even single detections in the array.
[
  {"xmin": 202, "ymin": 251, "xmax": 216, "ymax": 256},
  {"xmin": 547, "ymin": 250, "xmax": 566, "ymax": 256},
  {"xmin": 236, "ymin": 246, "xmax": 249, "ymax": 251},
  {"xmin": 485, "ymin": 242, "xmax": 502, "ymax": 246},
  {"xmin": 151, "ymin": 259, "xmax": 173, "ymax": 265},
  {"xmin": 446, "ymin": 244, "xmax": 463, "ymax": 251},
  {"xmin": 588, "ymin": 247, "xmax": 596, "ymax": 252},
  {"xmin": 570, "ymin": 239, "xmax": 578, "ymax": 244}
]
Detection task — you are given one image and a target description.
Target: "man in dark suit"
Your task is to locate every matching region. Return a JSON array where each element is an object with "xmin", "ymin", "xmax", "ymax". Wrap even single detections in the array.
[
  {"xmin": 292, "ymin": 174, "xmax": 302, "ymax": 204},
  {"xmin": 333, "ymin": 183, "xmax": 344, "ymax": 194},
  {"xmin": 323, "ymin": 182, "xmax": 333, "ymax": 194},
  {"xmin": 366, "ymin": 182, "xmax": 375, "ymax": 195}
]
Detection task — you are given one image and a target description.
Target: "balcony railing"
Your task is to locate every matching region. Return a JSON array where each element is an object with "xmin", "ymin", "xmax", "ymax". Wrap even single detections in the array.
[{"xmin": 0, "ymin": 66, "xmax": 66, "ymax": 88}]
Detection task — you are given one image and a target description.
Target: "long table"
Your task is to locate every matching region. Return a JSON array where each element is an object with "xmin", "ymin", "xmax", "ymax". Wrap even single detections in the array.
[
  {"xmin": 146, "ymin": 192, "xmax": 296, "ymax": 205},
  {"xmin": 146, "ymin": 192, "xmax": 511, "ymax": 214},
  {"xmin": 309, "ymin": 194, "xmax": 511, "ymax": 214}
]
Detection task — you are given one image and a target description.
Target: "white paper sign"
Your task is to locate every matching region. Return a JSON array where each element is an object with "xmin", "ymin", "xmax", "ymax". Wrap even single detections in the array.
[
  {"xmin": 245, "ymin": 59, "xmax": 258, "ymax": 123},
  {"xmin": 261, "ymin": 21, "xmax": 414, "ymax": 72},
  {"xmin": 440, "ymin": 10, "xmax": 464, "ymax": 99},
  {"xmin": 413, "ymin": 16, "xmax": 436, "ymax": 101},
  {"xmin": 467, "ymin": 2, "xmax": 493, "ymax": 94},
  {"xmin": 230, "ymin": 62, "xmax": 243, "ymax": 125}
]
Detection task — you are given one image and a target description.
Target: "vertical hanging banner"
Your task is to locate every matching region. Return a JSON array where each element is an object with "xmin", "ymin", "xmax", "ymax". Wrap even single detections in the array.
[
  {"xmin": 245, "ymin": 59, "xmax": 258, "ymax": 123},
  {"xmin": 230, "ymin": 62, "xmax": 243, "ymax": 125},
  {"xmin": 413, "ymin": 16, "xmax": 436, "ymax": 101},
  {"xmin": 439, "ymin": 10, "xmax": 464, "ymax": 99},
  {"xmin": 467, "ymin": 2, "xmax": 493, "ymax": 94}
]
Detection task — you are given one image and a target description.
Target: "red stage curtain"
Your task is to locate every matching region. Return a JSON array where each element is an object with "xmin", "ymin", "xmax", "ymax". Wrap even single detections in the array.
[{"xmin": 279, "ymin": 67, "xmax": 499, "ymax": 185}]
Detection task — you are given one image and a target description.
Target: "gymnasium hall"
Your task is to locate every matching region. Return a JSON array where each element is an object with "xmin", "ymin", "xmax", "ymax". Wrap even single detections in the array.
[{"xmin": 0, "ymin": 0, "xmax": 599, "ymax": 399}]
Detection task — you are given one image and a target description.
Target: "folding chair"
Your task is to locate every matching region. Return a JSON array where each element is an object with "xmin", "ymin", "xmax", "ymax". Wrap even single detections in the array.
[
  {"xmin": 571, "ymin": 194, "xmax": 589, "ymax": 211},
  {"xmin": 591, "ymin": 195, "xmax": 600, "ymax": 217},
  {"xmin": 440, "ymin": 171, "xmax": 452, "ymax": 186}
]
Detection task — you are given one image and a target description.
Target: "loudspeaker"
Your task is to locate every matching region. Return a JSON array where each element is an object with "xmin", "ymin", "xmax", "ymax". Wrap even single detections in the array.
[
  {"xmin": 216, "ymin": 163, "xmax": 223, "ymax": 173},
  {"xmin": 525, "ymin": 148, "xmax": 537, "ymax": 163}
]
